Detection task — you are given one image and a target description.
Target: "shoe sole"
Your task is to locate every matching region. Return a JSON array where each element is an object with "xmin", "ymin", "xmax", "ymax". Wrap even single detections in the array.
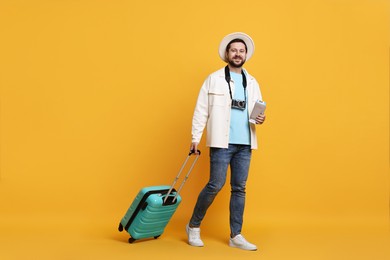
[{"xmin": 229, "ymin": 241, "xmax": 257, "ymax": 251}]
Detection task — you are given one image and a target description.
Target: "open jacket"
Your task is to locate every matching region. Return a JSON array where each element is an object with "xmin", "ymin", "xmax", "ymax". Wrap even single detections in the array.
[{"xmin": 191, "ymin": 67, "xmax": 263, "ymax": 149}]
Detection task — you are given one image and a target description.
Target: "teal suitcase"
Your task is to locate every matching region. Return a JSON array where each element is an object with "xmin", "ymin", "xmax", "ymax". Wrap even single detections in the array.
[{"xmin": 118, "ymin": 151, "xmax": 200, "ymax": 243}]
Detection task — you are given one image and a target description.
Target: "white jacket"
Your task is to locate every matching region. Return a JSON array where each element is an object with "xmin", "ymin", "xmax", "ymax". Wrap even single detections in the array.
[{"xmin": 192, "ymin": 67, "xmax": 263, "ymax": 149}]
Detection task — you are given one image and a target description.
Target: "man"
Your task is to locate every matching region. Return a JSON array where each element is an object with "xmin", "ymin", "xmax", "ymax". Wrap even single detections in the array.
[{"xmin": 186, "ymin": 32, "xmax": 266, "ymax": 251}]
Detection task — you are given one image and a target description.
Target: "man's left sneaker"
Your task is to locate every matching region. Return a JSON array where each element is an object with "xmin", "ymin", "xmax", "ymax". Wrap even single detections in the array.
[{"xmin": 229, "ymin": 234, "xmax": 257, "ymax": 251}]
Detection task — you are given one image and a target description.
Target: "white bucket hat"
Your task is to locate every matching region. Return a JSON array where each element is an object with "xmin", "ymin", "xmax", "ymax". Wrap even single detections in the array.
[{"xmin": 218, "ymin": 32, "xmax": 255, "ymax": 62}]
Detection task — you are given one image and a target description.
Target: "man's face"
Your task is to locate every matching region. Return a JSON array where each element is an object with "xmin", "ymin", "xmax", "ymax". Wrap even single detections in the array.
[{"xmin": 226, "ymin": 42, "xmax": 247, "ymax": 68}]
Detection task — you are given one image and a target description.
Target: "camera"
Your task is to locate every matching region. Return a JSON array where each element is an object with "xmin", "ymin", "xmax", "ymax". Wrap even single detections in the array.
[{"xmin": 231, "ymin": 99, "xmax": 246, "ymax": 110}]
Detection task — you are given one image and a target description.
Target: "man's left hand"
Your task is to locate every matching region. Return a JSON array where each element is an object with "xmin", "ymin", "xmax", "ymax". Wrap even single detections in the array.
[{"xmin": 255, "ymin": 114, "xmax": 266, "ymax": 124}]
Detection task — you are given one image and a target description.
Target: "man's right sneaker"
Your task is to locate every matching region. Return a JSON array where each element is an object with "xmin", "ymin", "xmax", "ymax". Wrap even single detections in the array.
[
  {"xmin": 186, "ymin": 224, "xmax": 204, "ymax": 247},
  {"xmin": 229, "ymin": 234, "xmax": 257, "ymax": 251}
]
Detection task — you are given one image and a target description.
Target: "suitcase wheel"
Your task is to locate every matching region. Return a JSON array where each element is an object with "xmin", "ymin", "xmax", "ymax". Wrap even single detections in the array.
[
  {"xmin": 118, "ymin": 223, "xmax": 123, "ymax": 232},
  {"xmin": 128, "ymin": 237, "xmax": 136, "ymax": 243},
  {"xmin": 154, "ymin": 235, "xmax": 161, "ymax": 239}
]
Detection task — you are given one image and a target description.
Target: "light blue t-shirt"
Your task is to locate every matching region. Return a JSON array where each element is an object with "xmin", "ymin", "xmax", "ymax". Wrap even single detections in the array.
[{"xmin": 229, "ymin": 71, "xmax": 251, "ymax": 145}]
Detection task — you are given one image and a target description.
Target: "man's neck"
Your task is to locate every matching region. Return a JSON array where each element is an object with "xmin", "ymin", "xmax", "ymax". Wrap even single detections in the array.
[{"xmin": 228, "ymin": 65, "xmax": 242, "ymax": 74}]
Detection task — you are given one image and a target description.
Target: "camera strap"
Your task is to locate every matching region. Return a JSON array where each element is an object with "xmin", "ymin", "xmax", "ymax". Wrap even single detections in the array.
[{"xmin": 224, "ymin": 65, "xmax": 247, "ymax": 101}]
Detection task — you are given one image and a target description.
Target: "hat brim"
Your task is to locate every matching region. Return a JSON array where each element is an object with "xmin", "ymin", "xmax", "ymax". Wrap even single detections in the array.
[{"xmin": 219, "ymin": 32, "xmax": 255, "ymax": 62}]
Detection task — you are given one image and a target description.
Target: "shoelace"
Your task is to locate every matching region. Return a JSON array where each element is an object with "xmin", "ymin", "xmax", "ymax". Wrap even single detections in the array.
[
  {"xmin": 233, "ymin": 235, "xmax": 247, "ymax": 244},
  {"xmin": 189, "ymin": 230, "xmax": 200, "ymax": 240}
]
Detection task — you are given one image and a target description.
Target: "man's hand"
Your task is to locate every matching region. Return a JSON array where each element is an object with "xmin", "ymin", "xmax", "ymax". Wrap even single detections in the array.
[
  {"xmin": 256, "ymin": 114, "xmax": 266, "ymax": 125},
  {"xmin": 190, "ymin": 142, "xmax": 200, "ymax": 154}
]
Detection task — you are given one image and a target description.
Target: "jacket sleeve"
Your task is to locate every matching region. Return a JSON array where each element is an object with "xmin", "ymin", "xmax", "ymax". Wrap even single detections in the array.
[
  {"xmin": 191, "ymin": 76, "xmax": 210, "ymax": 143},
  {"xmin": 255, "ymin": 78, "xmax": 263, "ymax": 101}
]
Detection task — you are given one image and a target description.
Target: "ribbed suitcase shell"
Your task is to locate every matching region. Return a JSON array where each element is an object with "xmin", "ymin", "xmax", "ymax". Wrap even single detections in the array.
[{"xmin": 119, "ymin": 185, "xmax": 181, "ymax": 242}]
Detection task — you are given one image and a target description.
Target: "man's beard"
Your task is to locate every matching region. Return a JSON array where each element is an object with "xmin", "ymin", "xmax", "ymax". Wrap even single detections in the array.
[{"xmin": 228, "ymin": 56, "xmax": 246, "ymax": 68}]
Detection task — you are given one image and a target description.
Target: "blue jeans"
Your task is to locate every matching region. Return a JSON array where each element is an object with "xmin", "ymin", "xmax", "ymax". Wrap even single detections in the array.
[{"xmin": 189, "ymin": 144, "xmax": 252, "ymax": 237}]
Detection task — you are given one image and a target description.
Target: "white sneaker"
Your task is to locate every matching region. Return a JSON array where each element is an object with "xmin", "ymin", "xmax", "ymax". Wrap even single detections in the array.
[
  {"xmin": 186, "ymin": 224, "xmax": 204, "ymax": 247},
  {"xmin": 229, "ymin": 234, "xmax": 257, "ymax": 251}
]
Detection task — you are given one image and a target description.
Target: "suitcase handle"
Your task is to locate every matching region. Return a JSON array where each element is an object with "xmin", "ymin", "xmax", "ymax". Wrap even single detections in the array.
[
  {"xmin": 163, "ymin": 150, "xmax": 201, "ymax": 204},
  {"xmin": 189, "ymin": 149, "xmax": 201, "ymax": 156}
]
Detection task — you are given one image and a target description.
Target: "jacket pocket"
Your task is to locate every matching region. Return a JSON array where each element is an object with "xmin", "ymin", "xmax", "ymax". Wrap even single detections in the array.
[{"xmin": 208, "ymin": 92, "xmax": 226, "ymax": 106}]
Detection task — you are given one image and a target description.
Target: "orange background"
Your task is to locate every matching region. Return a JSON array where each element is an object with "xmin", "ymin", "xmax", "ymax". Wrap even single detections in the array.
[{"xmin": 0, "ymin": 0, "xmax": 389, "ymax": 259}]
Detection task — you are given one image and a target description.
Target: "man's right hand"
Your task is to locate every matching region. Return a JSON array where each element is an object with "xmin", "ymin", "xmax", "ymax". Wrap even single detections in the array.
[{"xmin": 190, "ymin": 142, "xmax": 199, "ymax": 154}]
